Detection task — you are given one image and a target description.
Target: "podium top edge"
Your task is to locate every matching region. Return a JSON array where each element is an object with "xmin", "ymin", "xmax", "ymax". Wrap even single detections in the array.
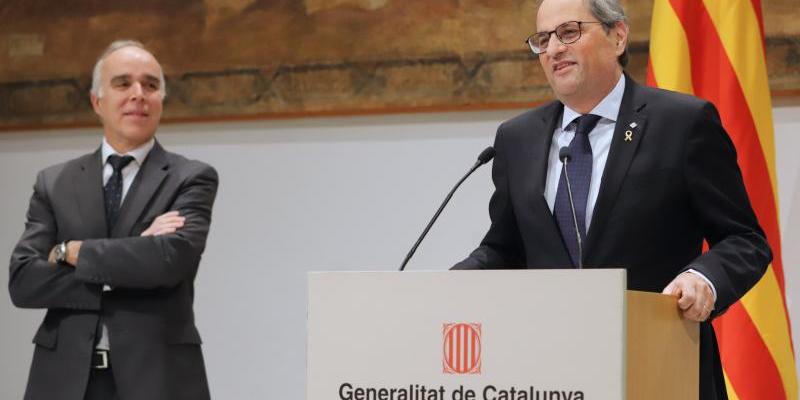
[{"xmin": 307, "ymin": 268, "xmax": 628, "ymax": 276}]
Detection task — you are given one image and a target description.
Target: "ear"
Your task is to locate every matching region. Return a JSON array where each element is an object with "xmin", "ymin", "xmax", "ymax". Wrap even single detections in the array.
[
  {"xmin": 90, "ymin": 93, "xmax": 102, "ymax": 115},
  {"xmin": 613, "ymin": 21, "xmax": 629, "ymax": 56}
]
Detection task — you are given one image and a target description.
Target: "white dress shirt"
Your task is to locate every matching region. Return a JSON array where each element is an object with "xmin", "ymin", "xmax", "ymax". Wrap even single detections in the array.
[
  {"xmin": 101, "ymin": 138, "xmax": 154, "ymax": 198},
  {"xmin": 544, "ymin": 74, "xmax": 624, "ymax": 229}
]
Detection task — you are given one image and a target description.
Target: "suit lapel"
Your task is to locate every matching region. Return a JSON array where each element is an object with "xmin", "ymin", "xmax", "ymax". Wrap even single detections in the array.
[
  {"xmin": 111, "ymin": 142, "xmax": 169, "ymax": 238},
  {"xmin": 529, "ymin": 102, "xmax": 562, "ymax": 196},
  {"xmin": 524, "ymin": 102, "xmax": 569, "ymax": 259},
  {"xmin": 585, "ymin": 77, "xmax": 648, "ymax": 256},
  {"xmin": 73, "ymin": 149, "xmax": 108, "ymax": 239}
]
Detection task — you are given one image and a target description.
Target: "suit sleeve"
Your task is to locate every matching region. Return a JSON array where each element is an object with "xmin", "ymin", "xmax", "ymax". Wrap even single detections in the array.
[
  {"xmin": 8, "ymin": 170, "xmax": 102, "ymax": 310},
  {"xmin": 682, "ymin": 102, "xmax": 771, "ymax": 315},
  {"xmin": 74, "ymin": 163, "xmax": 219, "ymax": 289},
  {"xmin": 453, "ymin": 125, "xmax": 525, "ymax": 270}
]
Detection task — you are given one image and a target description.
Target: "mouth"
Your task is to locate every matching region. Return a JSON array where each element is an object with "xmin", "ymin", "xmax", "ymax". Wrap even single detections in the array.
[
  {"xmin": 553, "ymin": 61, "xmax": 577, "ymax": 73},
  {"xmin": 123, "ymin": 111, "xmax": 149, "ymax": 118}
]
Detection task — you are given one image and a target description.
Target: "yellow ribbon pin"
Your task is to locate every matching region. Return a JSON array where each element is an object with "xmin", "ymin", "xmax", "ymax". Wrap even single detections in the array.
[{"xmin": 624, "ymin": 130, "xmax": 633, "ymax": 142}]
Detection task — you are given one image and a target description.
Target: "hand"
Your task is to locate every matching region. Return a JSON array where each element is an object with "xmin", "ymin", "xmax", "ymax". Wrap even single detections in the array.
[
  {"xmin": 66, "ymin": 241, "xmax": 81, "ymax": 266},
  {"xmin": 662, "ymin": 272, "xmax": 715, "ymax": 322},
  {"xmin": 141, "ymin": 211, "xmax": 185, "ymax": 236}
]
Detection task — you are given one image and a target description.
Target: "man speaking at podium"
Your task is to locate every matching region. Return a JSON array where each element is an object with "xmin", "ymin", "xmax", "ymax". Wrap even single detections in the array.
[{"xmin": 453, "ymin": 0, "xmax": 771, "ymax": 399}]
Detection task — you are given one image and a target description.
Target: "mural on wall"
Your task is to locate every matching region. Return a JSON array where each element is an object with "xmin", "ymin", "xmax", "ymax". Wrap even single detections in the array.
[{"xmin": 0, "ymin": 0, "xmax": 798, "ymax": 129}]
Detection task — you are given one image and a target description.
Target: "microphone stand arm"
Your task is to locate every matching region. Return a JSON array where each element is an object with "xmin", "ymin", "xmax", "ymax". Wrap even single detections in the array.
[{"xmin": 399, "ymin": 160, "xmax": 483, "ymax": 271}]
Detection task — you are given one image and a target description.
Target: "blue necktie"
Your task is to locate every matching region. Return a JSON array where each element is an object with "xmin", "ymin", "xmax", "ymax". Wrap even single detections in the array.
[
  {"xmin": 104, "ymin": 154, "xmax": 135, "ymax": 233},
  {"xmin": 554, "ymin": 114, "xmax": 601, "ymax": 267}
]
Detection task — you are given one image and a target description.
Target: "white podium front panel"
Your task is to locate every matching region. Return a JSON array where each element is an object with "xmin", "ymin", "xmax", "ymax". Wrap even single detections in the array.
[{"xmin": 308, "ymin": 270, "xmax": 627, "ymax": 400}]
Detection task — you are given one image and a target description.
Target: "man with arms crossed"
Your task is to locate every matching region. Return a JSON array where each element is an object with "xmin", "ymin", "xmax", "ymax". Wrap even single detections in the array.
[
  {"xmin": 454, "ymin": 1, "xmax": 771, "ymax": 399},
  {"xmin": 9, "ymin": 40, "xmax": 218, "ymax": 400}
]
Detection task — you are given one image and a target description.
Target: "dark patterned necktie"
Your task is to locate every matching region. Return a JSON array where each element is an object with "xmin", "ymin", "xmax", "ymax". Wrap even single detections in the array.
[
  {"xmin": 104, "ymin": 155, "xmax": 135, "ymax": 233},
  {"xmin": 554, "ymin": 114, "xmax": 602, "ymax": 267}
]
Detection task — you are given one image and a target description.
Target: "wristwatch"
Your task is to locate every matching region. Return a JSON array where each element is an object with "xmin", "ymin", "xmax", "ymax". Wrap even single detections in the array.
[{"xmin": 54, "ymin": 241, "xmax": 68, "ymax": 264}]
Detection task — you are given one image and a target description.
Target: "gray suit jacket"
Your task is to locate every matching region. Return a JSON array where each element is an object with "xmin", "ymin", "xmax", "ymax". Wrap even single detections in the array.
[{"xmin": 9, "ymin": 141, "xmax": 218, "ymax": 400}]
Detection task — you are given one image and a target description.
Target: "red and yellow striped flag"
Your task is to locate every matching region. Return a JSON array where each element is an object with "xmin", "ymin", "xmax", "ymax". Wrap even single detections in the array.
[{"xmin": 647, "ymin": 0, "xmax": 797, "ymax": 398}]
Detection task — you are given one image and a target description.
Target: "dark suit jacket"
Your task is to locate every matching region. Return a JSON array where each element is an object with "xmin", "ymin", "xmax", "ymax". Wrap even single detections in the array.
[
  {"xmin": 454, "ymin": 77, "xmax": 771, "ymax": 400},
  {"xmin": 9, "ymin": 141, "xmax": 218, "ymax": 400}
]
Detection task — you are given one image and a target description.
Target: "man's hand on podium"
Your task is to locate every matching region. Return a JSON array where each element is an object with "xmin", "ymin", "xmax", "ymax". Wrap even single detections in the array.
[{"xmin": 662, "ymin": 272, "xmax": 715, "ymax": 322}]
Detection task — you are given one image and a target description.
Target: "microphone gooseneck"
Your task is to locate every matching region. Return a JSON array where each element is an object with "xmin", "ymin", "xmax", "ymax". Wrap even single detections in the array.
[
  {"xmin": 559, "ymin": 146, "xmax": 583, "ymax": 269},
  {"xmin": 399, "ymin": 146, "xmax": 495, "ymax": 271}
]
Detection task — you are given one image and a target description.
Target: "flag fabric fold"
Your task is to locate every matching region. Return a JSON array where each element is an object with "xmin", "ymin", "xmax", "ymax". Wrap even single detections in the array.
[{"xmin": 647, "ymin": 1, "xmax": 797, "ymax": 398}]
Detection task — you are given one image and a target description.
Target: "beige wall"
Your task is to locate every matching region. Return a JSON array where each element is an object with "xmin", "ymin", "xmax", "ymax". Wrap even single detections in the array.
[{"xmin": 0, "ymin": 106, "xmax": 798, "ymax": 398}]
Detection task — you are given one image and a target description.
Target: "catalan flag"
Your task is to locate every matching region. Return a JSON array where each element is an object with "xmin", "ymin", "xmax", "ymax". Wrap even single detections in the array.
[{"xmin": 647, "ymin": 1, "xmax": 797, "ymax": 398}]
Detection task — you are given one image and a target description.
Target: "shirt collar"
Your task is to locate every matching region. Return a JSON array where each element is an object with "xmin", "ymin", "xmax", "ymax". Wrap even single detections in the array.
[
  {"xmin": 561, "ymin": 74, "xmax": 626, "ymax": 131},
  {"xmin": 101, "ymin": 137, "xmax": 155, "ymax": 166}
]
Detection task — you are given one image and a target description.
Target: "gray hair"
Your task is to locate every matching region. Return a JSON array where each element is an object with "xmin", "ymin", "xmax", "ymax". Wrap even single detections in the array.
[
  {"xmin": 90, "ymin": 40, "xmax": 166, "ymax": 98},
  {"xmin": 536, "ymin": 0, "xmax": 629, "ymax": 67},
  {"xmin": 587, "ymin": 0, "xmax": 628, "ymax": 67}
]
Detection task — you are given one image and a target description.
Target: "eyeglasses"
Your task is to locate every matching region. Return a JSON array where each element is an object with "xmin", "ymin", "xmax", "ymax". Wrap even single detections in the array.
[{"xmin": 525, "ymin": 21, "xmax": 604, "ymax": 54}]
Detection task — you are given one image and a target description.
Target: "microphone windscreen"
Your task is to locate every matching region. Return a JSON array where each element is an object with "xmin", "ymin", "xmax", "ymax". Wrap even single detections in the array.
[
  {"xmin": 559, "ymin": 146, "xmax": 572, "ymax": 162},
  {"xmin": 477, "ymin": 146, "xmax": 496, "ymax": 164}
]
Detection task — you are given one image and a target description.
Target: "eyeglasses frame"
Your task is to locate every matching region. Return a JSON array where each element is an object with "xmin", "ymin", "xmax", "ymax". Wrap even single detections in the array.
[{"xmin": 525, "ymin": 20, "xmax": 605, "ymax": 55}]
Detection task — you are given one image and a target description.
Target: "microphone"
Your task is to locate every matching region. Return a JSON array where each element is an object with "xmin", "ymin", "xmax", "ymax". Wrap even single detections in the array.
[
  {"xmin": 399, "ymin": 146, "xmax": 495, "ymax": 271},
  {"xmin": 559, "ymin": 146, "xmax": 583, "ymax": 269},
  {"xmin": 476, "ymin": 146, "xmax": 496, "ymax": 165}
]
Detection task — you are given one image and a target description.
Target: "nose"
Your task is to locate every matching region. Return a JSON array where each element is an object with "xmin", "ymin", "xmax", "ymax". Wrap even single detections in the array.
[
  {"xmin": 545, "ymin": 35, "xmax": 567, "ymax": 58},
  {"xmin": 130, "ymin": 82, "xmax": 144, "ymax": 100}
]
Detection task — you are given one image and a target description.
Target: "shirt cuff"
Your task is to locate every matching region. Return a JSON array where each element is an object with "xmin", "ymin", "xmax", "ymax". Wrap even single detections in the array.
[{"xmin": 686, "ymin": 269, "xmax": 717, "ymax": 303}]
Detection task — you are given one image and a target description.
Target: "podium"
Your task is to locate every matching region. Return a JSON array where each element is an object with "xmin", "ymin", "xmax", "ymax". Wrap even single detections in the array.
[{"xmin": 308, "ymin": 270, "xmax": 698, "ymax": 400}]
